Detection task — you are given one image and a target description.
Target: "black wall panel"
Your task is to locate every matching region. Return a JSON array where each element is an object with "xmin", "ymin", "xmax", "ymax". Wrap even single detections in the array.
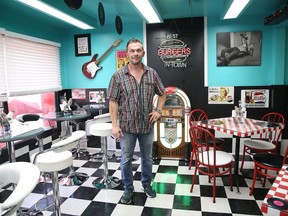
[{"xmin": 146, "ymin": 17, "xmax": 205, "ymax": 109}]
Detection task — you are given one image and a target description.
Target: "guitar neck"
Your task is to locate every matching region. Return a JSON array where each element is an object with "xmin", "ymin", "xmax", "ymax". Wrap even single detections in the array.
[{"xmin": 96, "ymin": 45, "xmax": 115, "ymax": 64}]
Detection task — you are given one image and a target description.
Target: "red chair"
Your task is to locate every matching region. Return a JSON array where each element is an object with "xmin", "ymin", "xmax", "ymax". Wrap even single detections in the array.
[
  {"xmin": 240, "ymin": 112, "xmax": 285, "ymax": 171},
  {"xmin": 190, "ymin": 126, "xmax": 233, "ymax": 203},
  {"xmin": 188, "ymin": 109, "xmax": 225, "ymax": 169},
  {"xmin": 249, "ymin": 146, "xmax": 288, "ymax": 196}
]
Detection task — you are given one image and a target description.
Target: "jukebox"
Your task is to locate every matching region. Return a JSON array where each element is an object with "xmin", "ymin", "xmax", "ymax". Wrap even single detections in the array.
[{"xmin": 153, "ymin": 86, "xmax": 191, "ymax": 160}]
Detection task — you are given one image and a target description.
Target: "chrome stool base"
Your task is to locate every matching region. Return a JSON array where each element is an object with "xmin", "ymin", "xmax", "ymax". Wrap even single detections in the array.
[
  {"xmin": 90, "ymin": 150, "xmax": 115, "ymax": 162},
  {"xmin": 58, "ymin": 172, "xmax": 89, "ymax": 186},
  {"xmin": 39, "ymin": 172, "xmax": 51, "ymax": 182},
  {"xmin": 92, "ymin": 176, "xmax": 121, "ymax": 189},
  {"xmin": 35, "ymin": 194, "xmax": 54, "ymax": 212},
  {"xmin": 72, "ymin": 148, "xmax": 89, "ymax": 158}
]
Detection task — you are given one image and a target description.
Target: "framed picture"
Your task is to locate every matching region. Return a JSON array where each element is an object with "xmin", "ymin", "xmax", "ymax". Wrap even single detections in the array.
[
  {"xmin": 74, "ymin": 34, "xmax": 91, "ymax": 56},
  {"xmin": 217, "ymin": 31, "xmax": 262, "ymax": 66},
  {"xmin": 240, "ymin": 89, "xmax": 269, "ymax": 108},
  {"xmin": 208, "ymin": 86, "xmax": 234, "ymax": 104},
  {"xmin": 116, "ymin": 50, "xmax": 128, "ymax": 70},
  {"xmin": 72, "ymin": 89, "xmax": 86, "ymax": 99},
  {"xmin": 89, "ymin": 89, "xmax": 106, "ymax": 104}
]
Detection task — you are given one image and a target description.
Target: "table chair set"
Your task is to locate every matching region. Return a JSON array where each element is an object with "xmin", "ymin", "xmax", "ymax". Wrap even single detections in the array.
[{"xmin": 188, "ymin": 108, "xmax": 286, "ymax": 202}]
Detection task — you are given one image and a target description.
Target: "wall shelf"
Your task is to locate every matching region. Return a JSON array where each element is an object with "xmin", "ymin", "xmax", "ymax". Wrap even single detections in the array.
[{"xmin": 265, "ymin": 6, "xmax": 288, "ymax": 25}]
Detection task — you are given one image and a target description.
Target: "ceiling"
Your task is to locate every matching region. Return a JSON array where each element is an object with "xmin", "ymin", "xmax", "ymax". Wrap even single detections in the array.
[{"xmin": 1, "ymin": 0, "xmax": 287, "ymax": 30}]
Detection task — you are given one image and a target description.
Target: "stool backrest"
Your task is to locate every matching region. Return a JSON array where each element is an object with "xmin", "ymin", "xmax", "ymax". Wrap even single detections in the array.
[
  {"xmin": 52, "ymin": 130, "xmax": 86, "ymax": 152},
  {"xmin": 0, "ymin": 162, "xmax": 40, "ymax": 215},
  {"xmin": 16, "ymin": 114, "xmax": 40, "ymax": 123}
]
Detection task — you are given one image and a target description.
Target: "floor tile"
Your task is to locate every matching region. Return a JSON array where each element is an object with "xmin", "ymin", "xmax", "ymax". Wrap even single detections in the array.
[{"xmin": 6, "ymin": 153, "xmax": 269, "ymax": 216}]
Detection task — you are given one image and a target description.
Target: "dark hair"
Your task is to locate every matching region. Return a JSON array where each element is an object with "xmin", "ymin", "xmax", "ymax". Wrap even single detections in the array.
[{"xmin": 126, "ymin": 38, "xmax": 143, "ymax": 50}]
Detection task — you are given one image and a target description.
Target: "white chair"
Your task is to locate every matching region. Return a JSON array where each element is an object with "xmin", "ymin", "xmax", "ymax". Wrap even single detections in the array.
[
  {"xmin": 0, "ymin": 162, "xmax": 40, "ymax": 216},
  {"xmin": 32, "ymin": 130, "xmax": 86, "ymax": 216},
  {"xmin": 90, "ymin": 120, "xmax": 121, "ymax": 189}
]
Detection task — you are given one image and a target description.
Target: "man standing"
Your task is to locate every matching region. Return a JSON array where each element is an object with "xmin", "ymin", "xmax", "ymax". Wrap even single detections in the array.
[{"xmin": 108, "ymin": 38, "xmax": 166, "ymax": 204}]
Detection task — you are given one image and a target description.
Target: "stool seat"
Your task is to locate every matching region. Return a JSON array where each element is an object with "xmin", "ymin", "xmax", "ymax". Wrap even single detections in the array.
[
  {"xmin": 93, "ymin": 113, "xmax": 111, "ymax": 123},
  {"xmin": 32, "ymin": 151, "xmax": 72, "ymax": 172},
  {"xmin": 90, "ymin": 123, "xmax": 112, "ymax": 137}
]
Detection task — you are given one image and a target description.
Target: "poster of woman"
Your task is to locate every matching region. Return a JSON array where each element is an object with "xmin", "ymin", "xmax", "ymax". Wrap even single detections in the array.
[{"xmin": 208, "ymin": 87, "xmax": 234, "ymax": 104}]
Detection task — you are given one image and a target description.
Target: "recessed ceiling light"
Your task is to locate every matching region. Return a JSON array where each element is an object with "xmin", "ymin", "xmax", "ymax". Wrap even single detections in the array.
[
  {"xmin": 130, "ymin": 0, "xmax": 162, "ymax": 23},
  {"xmin": 18, "ymin": 0, "xmax": 94, "ymax": 29},
  {"xmin": 224, "ymin": 0, "xmax": 250, "ymax": 19}
]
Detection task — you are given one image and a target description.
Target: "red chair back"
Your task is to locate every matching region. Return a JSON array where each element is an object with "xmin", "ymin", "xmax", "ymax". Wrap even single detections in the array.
[
  {"xmin": 188, "ymin": 109, "xmax": 208, "ymax": 127},
  {"xmin": 260, "ymin": 112, "xmax": 285, "ymax": 152},
  {"xmin": 189, "ymin": 126, "xmax": 217, "ymax": 166}
]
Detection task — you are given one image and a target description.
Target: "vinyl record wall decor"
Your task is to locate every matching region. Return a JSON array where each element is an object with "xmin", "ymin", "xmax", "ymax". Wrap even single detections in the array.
[
  {"xmin": 98, "ymin": 2, "xmax": 105, "ymax": 26},
  {"xmin": 64, "ymin": 0, "xmax": 82, "ymax": 10},
  {"xmin": 115, "ymin": 15, "xmax": 123, "ymax": 35}
]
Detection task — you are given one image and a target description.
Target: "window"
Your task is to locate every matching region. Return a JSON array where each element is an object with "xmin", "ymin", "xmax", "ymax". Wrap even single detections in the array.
[
  {"xmin": 7, "ymin": 92, "xmax": 55, "ymax": 127},
  {"xmin": 4, "ymin": 35, "xmax": 62, "ymax": 96},
  {"xmin": 0, "ymin": 29, "xmax": 62, "ymax": 127}
]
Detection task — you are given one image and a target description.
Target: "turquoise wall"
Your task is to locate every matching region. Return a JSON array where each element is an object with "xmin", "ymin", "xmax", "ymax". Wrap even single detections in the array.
[
  {"xmin": 207, "ymin": 15, "xmax": 287, "ymax": 86},
  {"xmin": 60, "ymin": 22, "xmax": 143, "ymax": 89},
  {"xmin": 0, "ymin": 12, "xmax": 287, "ymax": 89}
]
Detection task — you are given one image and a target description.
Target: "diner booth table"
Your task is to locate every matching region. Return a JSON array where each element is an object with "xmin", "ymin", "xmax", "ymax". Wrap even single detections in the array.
[
  {"xmin": 260, "ymin": 164, "xmax": 288, "ymax": 216},
  {"xmin": 197, "ymin": 117, "xmax": 285, "ymax": 193}
]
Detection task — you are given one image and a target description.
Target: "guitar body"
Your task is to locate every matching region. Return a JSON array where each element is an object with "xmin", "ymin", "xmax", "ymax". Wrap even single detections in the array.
[
  {"xmin": 82, "ymin": 54, "xmax": 102, "ymax": 79},
  {"xmin": 82, "ymin": 39, "xmax": 122, "ymax": 79}
]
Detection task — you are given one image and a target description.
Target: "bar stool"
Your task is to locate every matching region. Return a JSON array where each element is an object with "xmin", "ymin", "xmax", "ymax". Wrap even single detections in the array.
[
  {"xmin": 16, "ymin": 113, "xmax": 53, "ymax": 182},
  {"xmin": 90, "ymin": 122, "xmax": 121, "ymax": 189},
  {"xmin": 85, "ymin": 113, "xmax": 115, "ymax": 162},
  {"xmin": 70, "ymin": 118, "xmax": 89, "ymax": 158},
  {"xmin": 57, "ymin": 130, "xmax": 89, "ymax": 186},
  {"xmin": 31, "ymin": 130, "xmax": 86, "ymax": 216}
]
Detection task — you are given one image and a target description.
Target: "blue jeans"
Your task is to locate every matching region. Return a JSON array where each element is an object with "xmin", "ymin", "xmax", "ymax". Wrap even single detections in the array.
[{"xmin": 120, "ymin": 128, "xmax": 154, "ymax": 190}]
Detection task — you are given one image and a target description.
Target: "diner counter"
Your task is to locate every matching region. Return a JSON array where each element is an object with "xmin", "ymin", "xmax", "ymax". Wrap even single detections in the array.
[{"xmin": 261, "ymin": 164, "xmax": 288, "ymax": 215}]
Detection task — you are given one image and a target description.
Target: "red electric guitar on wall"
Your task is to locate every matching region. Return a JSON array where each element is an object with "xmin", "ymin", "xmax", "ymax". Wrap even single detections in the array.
[{"xmin": 82, "ymin": 39, "xmax": 122, "ymax": 79}]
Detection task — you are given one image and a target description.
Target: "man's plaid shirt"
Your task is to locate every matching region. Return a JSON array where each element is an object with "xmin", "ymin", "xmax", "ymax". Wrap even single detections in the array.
[{"xmin": 108, "ymin": 64, "xmax": 165, "ymax": 134}]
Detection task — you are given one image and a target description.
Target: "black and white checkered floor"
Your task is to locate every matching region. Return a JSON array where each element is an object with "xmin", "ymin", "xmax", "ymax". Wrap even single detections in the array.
[{"xmin": 1, "ymin": 149, "xmax": 272, "ymax": 216}]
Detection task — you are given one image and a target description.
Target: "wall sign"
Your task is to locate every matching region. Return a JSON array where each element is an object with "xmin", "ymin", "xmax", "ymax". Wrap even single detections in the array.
[
  {"xmin": 74, "ymin": 34, "xmax": 91, "ymax": 57},
  {"xmin": 157, "ymin": 34, "xmax": 191, "ymax": 68},
  {"xmin": 116, "ymin": 50, "xmax": 128, "ymax": 71},
  {"xmin": 241, "ymin": 89, "xmax": 269, "ymax": 108},
  {"xmin": 208, "ymin": 86, "xmax": 234, "ymax": 104}
]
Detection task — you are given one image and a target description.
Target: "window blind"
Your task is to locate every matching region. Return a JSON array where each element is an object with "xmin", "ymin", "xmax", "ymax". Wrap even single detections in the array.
[
  {"xmin": 0, "ymin": 35, "xmax": 7, "ymax": 102},
  {"xmin": 4, "ymin": 35, "xmax": 62, "ymax": 97}
]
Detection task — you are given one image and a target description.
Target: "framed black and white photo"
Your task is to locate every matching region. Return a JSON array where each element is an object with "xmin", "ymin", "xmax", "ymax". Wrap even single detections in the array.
[
  {"xmin": 74, "ymin": 34, "xmax": 91, "ymax": 56},
  {"xmin": 217, "ymin": 31, "xmax": 262, "ymax": 66}
]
